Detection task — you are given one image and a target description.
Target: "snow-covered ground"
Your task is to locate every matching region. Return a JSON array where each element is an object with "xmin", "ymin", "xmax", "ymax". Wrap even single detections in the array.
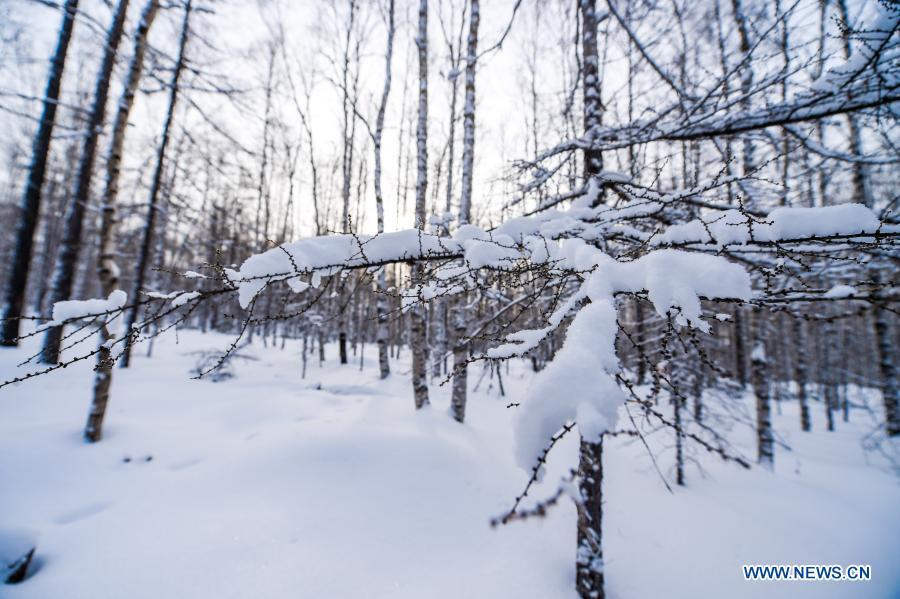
[{"xmin": 1, "ymin": 329, "xmax": 898, "ymax": 598}]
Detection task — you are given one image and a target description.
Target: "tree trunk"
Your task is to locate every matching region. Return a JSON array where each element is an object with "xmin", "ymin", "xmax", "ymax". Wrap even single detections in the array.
[
  {"xmin": 730, "ymin": 0, "xmax": 757, "ymax": 207},
  {"xmin": 410, "ymin": 0, "xmax": 430, "ymax": 410},
  {"xmin": 450, "ymin": 0, "xmax": 479, "ymax": 423},
  {"xmin": 873, "ymin": 272, "xmax": 899, "ymax": 436},
  {"xmin": 1, "ymin": 0, "xmax": 79, "ymax": 346},
  {"xmin": 576, "ymin": 2, "xmax": 607, "ymax": 598},
  {"xmin": 836, "ymin": 0, "xmax": 874, "ymax": 209},
  {"xmin": 41, "ymin": 0, "xmax": 131, "ymax": 364},
  {"xmin": 254, "ymin": 45, "xmax": 276, "ymax": 250},
  {"xmin": 449, "ymin": 296, "xmax": 469, "ymax": 422},
  {"xmin": 822, "ymin": 311, "xmax": 841, "ymax": 432},
  {"xmin": 337, "ymin": 0, "xmax": 359, "ymax": 366},
  {"xmin": 674, "ymin": 392, "xmax": 685, "ymax": 485},
  {"xmin": 86, "ymin": 0, "xmax": 160, "ymax": 443},
  {"xmin": 580, "ymin": 1, "xmax": 603, "ymax": 181},
  {"xmin": 634, "ymin": 300, "xmax": 646, "ymax": 385},
  {"xmin": 792, "ymin": 316, "xmax": 811, "ymax": 432},
  {"xmin": 374, "ymin": 0, "xmax": 395, "ymax": 380},
  {"xmin": 732, "ymin": 307, "xmax": 747, "ymax": 387},
  {"xmin": 824, "ymin": 382, "xmax": 837, "ymax": 432},
  {"xmin": 576, "ymin": 436, "xmax": 605, "ymax": 599},
  {"xmin": 120, "ymin": 0, "xmax": 192, "ymax": 368},
  {"xmin": 751, "ymin": 311, "xmax": 774, "ymax": 468}
]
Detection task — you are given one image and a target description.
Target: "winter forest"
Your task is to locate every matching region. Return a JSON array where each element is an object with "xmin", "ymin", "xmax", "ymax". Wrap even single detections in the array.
[{"xmin": 0, "ymin": 0, "xmax": 897, "ymax": 596}]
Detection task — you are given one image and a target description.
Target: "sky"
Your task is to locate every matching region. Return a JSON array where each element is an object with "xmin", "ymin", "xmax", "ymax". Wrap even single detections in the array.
[
  {"xmin": 0, "ymin": 0, "xmax": 889, "ymax": 243},
  {"xmin": 0, "ymin": 0, "xmax": 574, "ymax": 239}
]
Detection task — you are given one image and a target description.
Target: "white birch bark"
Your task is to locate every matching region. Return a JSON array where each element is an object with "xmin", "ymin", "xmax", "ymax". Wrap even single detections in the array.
[
  {"xmin": 450, "ymin": 0, "xmax": 479, "ymax": 423},
  {"xmin": 87, "ymin": 0, "xmax": 160, "ymax": 442},
  {"xmin": 411, "ymin": 0, "xmax": 430, "ymax": 409},
  {"xmin": 374, "ymin": 0, "xmax": 396, "ymax": 379}
]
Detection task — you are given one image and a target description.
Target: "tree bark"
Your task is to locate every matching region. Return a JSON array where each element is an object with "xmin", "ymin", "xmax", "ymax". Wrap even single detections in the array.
[
  {"xmin": 836, "ymin": 0, "xmax": 874, "ymax": 209},
  {"xmin": 374, "ymin": 0, "xmax": 395, "ymax": 380},
  {"xmin": 449, "ymin": 296, "xmax": 469, "ymax": 421},
  {"xmin": 792, "ymin": 316, "xmax": 811, "ymax": 432},
  {"xmin": 1, "ymin": 0, "xmax": 79, "ymax": 346},
  {"xmin": 732, "ymin": 307, "xmax": 747, "ymax": 387},
  {"xmin": 730, "ymin": 0, "xmax": 757, "ymax": 207},
  {"xmin": 338, "ymin": 0, "xmax": 359, "ymax": 366},
  {"xmin": 410, "ymin": 0, "xmax": 430, "ymax": 410},
  {"xmin": 751, "ymin": 311, "xmax": 774, "ymax": 468},
  {"xmin": 86, "ymin": 0, "xmax": 160, "ymax": 443},
  {"xmin": 41, "ymin": 0, "xmax": 131, "ymax": 364},
  {"xmin": 576, "ymin": 436, "xmax": 605, "ymax": 599},
  {"xmin": 254, "ymin": 44, "xmax": 276, "ymax": 250},
  {"xmin": 873, "ymin": 272, "xmax": 899, "ymax": 436},
  {"xmin": 580, "ymin": 0, "xmax": 603, "ymax": 181},
  {"xmin": 576, "ymin": 3, "xmax": 606, "ymax": 598},
  {"xmin": 450, "ymin": 0, "xmax": 479, "ymax": 423},
  {"xmin": 674, "ymin": 391, "xmax": 685, "ymax": 485},
  {"xmin": 120, "ymin": 0, "xmax": 192, "ymax": 368},
  {"xmin": 634, "ymin": 300, "xmax": 646, "ymax": 385}
]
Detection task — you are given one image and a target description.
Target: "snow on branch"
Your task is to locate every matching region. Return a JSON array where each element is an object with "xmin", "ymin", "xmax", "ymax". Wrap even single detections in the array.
[
  {"xmin": 232, "ymin": 230, "xmax": 464, "ymax": 308},
  {"xmin": 508, "ymin": 247, "xmax": 751, "ymax": 469},
  {"xmin": 533, "ymin": 4, "xmax": 899, "ymax": 156},
  {"xmin": 653, "ymin": 203, "xmax": 890, "ymax": 248},
  {"xmin": 50, "ymin": 290, "xmax": 127, "ymax": 325}
]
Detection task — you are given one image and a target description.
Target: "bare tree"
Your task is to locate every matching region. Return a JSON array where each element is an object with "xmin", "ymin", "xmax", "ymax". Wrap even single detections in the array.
[
  {"xmin": 449, "ymin": 0, "xmax": 479, "ymax": 423},
  {"xmin": 575, "ymin": 1, "xmax": 606, "ymax": 597},
  {"xmin": 40, "ymin": 0, "xmax": 132, "ymax": 364},
  {"xmin": 411, "ymin": 0, "xmax": 430, "ymax": 409},
  {"xmin": 374, "ymin": 0, "xmax": 396, "ymax": 379},
  {"xmin": 1, "ymin": 0, "xmax": 79, "ymax": 346},
  {"xmin": 121, "ymin": 0, "xmax": 193, "ymax": 368},
  {"xmin": 87, "ymin": 0, "xmax": 161, "ymax": 442}
]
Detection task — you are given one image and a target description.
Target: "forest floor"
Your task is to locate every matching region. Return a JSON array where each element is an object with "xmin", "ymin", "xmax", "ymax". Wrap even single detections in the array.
[{"xmin": 1, "ymin": 328, "xmax": 898, "ymax": 599}]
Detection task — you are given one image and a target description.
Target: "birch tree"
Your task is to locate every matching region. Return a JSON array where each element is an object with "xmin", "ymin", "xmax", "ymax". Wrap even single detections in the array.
[
  {"xmin": 374, "ymin": 0, "xmax": 396, "ymax": 379},
  {"xmin": 1, "ymin": 0, "xmax": 79, "ymax": 346},
  {"xmin": 87, "ymin": 0, "xmax": 161, "ymax": 442},
  {"xmin": 449, "ymin": 0, "xmax": 478, "ymax": 423},
  {"xmin": 575, "ymin": 1, "xmax": 606, "ymax": 596},
  {"xmin": 40, "ymin": 0, "xmax": 131, "ymax": 364},
  {"xmin": 411, "ymin": 0, "xmax": 430, "ymax": 409},
  {"xmin": 121, "ymin": 0, "xmax": 193, "ymax": 368}
]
